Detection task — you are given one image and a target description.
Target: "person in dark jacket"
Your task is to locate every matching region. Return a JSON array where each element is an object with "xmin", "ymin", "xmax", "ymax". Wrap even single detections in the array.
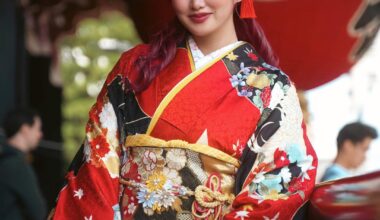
[{"xmin": 0, "ymin": 108, "xmax": 46, "ymax": 220}]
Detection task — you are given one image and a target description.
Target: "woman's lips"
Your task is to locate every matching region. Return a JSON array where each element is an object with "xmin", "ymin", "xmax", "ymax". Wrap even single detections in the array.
[{"xmin": 189, "ymin": 13, "xmax": 212, "ymax": 24}]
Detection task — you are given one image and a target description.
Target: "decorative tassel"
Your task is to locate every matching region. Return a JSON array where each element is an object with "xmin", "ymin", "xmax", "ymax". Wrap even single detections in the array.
[{"xmin": 240, "ymin": 0, "xmax": 257, "ymax": 19}]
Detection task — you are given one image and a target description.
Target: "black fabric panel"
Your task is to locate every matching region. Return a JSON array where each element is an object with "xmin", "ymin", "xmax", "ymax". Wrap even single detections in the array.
[
  {"xmin": 124, "ymin": 89, "xmax": 150, "ymax": 135},
  {"xmin": 107, "ymin": 76, "xmax": 151, "ymax": 138},
  {"xmin": 234, "ymin": 147, "xmax": 257, "ymax": 194},
  {"xmin": 67, "ymin": 144, "xmax": 85, "ymax": 176}
]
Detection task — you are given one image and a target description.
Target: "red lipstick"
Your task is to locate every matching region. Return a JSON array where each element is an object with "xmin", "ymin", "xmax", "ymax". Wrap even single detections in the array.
[{"xmin": 189, "ymin": 13, "xmax": 211, "ymax": 24}]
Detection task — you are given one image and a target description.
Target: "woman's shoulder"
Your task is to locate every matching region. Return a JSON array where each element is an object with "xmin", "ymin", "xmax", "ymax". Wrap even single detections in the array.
[
  {"xmin": 107, "ymin": 44, "xmax": 150, "ymax": 82},
  {"xmin": 234, "ymin": 42, "xmax": 292, "ymax": 88},
  {"xmin": 261, "ymin": 62, "xmax": 292, "ymax": 88},
  {"xmin": 119, "ymin": 43, "xmax": 150, "ymax": 63}
]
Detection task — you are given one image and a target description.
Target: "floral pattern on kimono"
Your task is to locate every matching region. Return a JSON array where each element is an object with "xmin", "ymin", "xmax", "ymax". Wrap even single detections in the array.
[{"xmin": 52, "ymin": 41, "xmax": 317, "ymax": 220}]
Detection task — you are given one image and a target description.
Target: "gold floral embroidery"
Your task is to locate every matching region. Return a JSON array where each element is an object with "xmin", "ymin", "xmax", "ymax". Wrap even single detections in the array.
[
  {"xmin": 246, "ymin": 73, "xmax": 271, "ymax": 89},
  {"xmin": 226, "ymin": 52, "xmax": 239, "ymax": 61},
  {"xmin": 146, "ymin": 172, "xmax": 167, "ymax": 192},
  {"xmin": 263, "ymin": 189, "xmax": 288, "ymax": 201},
  {"xmin": 125, "ymin": 142, "xmax": 237, "ymax": 216}
]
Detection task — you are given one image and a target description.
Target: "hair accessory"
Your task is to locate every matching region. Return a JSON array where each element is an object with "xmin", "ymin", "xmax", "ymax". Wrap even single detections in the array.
[{"xmin": 240, "ymin": 0, "xmax": 257, "ymax": 19}]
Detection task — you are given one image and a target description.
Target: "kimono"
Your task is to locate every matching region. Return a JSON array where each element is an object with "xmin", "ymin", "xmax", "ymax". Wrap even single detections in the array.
[{"xmin": 52, "ymin": 39, "xmax": 318, "ymax": 220}]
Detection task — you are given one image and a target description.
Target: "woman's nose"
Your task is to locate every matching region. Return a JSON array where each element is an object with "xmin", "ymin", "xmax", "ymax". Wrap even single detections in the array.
[{"xmin": 191, "ymin": 0, "xmax": 206, "ymax": 11}]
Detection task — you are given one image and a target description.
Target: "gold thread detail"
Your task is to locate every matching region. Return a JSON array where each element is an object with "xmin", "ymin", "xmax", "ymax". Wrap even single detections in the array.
[
  {"xmin": 125, "ymin": 134, "xmax": 240, "ymax": 167},
  {"xmin": 186, "ymin": 40, "xmax": 196, "ymax": 72}
]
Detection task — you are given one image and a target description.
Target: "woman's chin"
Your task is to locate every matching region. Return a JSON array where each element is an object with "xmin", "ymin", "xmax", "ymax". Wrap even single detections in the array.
[{"xmin": 187, "ymin": 27, "xmax": 215, "ymax": 38}]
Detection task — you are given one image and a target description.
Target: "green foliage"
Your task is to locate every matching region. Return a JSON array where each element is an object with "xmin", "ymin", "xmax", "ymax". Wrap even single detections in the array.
[{"xmin": 60, "ymin": 11, "xmax": 140, "ymax": 162}]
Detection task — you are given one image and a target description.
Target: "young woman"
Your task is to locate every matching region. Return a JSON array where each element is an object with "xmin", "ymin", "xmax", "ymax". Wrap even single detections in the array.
[{"xmin": 53, "ymin": 0, "xmax": 317, "ymax": 219}]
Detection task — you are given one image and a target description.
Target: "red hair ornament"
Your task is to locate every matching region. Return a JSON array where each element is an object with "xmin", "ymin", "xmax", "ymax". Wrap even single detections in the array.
[{"xmin": 240, "ymin": 0, "xmax": 257, "ymax": 19}]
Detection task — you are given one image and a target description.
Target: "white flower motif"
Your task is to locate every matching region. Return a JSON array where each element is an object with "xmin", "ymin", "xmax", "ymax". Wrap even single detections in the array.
[
  {"xmin": 163, "ymin": 179, "xmax": 173, "ymax": 191},
  {"xmin": 279, "ymin": 167, "xmax": 292, "ymax": 183},
  {"xmin": 142, "ymin": 150, "xmax": 158, "ymax": 171},
  {"xmin": 301, "ymin": 171, "xmax": 311, "ymax": 182},
  {"xmin": 234, "ymin": 210, "xmax": 249, "ymax": 219},
  {"xmin": 298, "ymin": 155, "xmax": 314, "ymax": 172},
  {"xmin": 232, "ymin": 139, "xmax": 244, "ymax": 156},
  {"xmin": 99, "ymin": 102, "xmax": 118, "ymax": 147},
  {"xmin": 143, "ymin": 207, "xmax": 154, "ymax": 216},
  {"xmin": 74, "ymin": 188, "xmax": 84, "ymax": 200},
  {"xmin": 84, "ymin": 215, "xmax": 92, "ymax": 220},
  {"xmin": 157, "ymin": 190, "xmax": 176, "ymax": 209},
  {"xmin": 128, "ymin": 203, "xmax": 137, "ymax": 214},
  {"xmin": 163, "ymin": 167, "xmax": 182, "ymax": 185},
  {"xmin": 253, "ymin": 172, "xmax": 266, "ymax": 184},
  {"xmin": 134, "ymin": 149, "xmax": 164, "ymax": 180},
  {"xmin": 166, "ymin": 149, "xmax": 187, "ymax": 170}
]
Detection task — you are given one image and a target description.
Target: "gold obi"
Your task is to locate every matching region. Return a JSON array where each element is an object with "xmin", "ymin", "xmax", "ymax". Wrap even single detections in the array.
[{"xmin": 121, "ymin": 134, "xmax": 240, "ymax": 219}]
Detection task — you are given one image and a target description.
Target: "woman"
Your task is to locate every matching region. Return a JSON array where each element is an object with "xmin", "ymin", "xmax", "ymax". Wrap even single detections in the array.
[{"xmin": 53, "ymin": 0, "xmax": 317, "ymax": 219}]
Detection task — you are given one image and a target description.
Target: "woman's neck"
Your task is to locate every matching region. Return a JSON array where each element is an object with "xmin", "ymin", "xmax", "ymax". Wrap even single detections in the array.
[{"xmin": 192, "ymin": 18, "xmax": 238, "ymax": 55}]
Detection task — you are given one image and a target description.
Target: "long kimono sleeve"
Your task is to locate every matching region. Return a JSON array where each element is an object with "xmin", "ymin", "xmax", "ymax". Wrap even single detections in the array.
[
  {"xmin": 224, "ymin": 81, "xmax": 318, "ymax": 220},
  {"xmin": 53, "ymin": 55, "xmax": 130, "ymax": 220}
]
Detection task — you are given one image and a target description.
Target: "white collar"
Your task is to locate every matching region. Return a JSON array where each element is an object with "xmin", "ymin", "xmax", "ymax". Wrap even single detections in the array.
[{"xmin": 188, "ymin": 36, "xmax": 241, "ymax": 70}]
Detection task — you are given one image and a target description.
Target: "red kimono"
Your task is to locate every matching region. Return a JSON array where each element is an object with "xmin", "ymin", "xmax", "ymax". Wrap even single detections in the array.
[{"xmin": 53, "ymin": 41, "xmax": 317, "ymax": 220}]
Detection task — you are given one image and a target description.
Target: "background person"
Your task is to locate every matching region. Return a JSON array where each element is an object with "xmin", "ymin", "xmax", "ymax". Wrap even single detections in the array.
[
  {"xmin": 321, "ymin": 122, "xmax": 378, "ymax": 182},
  {"xmin": 0, "ymin": 108, "xmax": 46, "ymax": 220}
]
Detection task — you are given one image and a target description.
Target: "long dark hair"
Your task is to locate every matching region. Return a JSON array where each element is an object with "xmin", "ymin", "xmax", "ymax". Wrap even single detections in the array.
[{"xmin": 132, "ymin": 3, "xmax": 278, "ymax": 93}]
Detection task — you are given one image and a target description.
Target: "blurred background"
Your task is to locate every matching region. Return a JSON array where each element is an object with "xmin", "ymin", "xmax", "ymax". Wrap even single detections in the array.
[{"xmin": 1, "ymin": 0, "xmax": 379, "ymax": 211}]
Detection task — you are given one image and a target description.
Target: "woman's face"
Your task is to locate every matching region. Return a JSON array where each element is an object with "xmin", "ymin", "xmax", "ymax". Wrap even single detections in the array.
[{"xmin": 172, "ymin": 0, "xmax": 239, "ymax": 38}]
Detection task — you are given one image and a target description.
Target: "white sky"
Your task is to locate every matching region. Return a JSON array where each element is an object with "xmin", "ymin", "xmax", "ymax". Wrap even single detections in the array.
[{"xmin": 306, "ymin": 32, "xmax": 380, "ymax": 181}]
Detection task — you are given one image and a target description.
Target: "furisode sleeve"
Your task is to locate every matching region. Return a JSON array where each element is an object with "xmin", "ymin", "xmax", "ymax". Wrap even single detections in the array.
[
  {"xmin": 224, "ymin": 78, "xmax": 318, "ymax": 219},
  {"xmin": 52, "ymin": 52, "xmax": 132, "ymax": 220}
]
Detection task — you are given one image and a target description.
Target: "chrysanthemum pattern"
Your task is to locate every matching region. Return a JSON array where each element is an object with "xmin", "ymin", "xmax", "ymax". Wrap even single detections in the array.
[{"xmin": 123, "ymin": 147, "xmax": 192, "ymax": 216}]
